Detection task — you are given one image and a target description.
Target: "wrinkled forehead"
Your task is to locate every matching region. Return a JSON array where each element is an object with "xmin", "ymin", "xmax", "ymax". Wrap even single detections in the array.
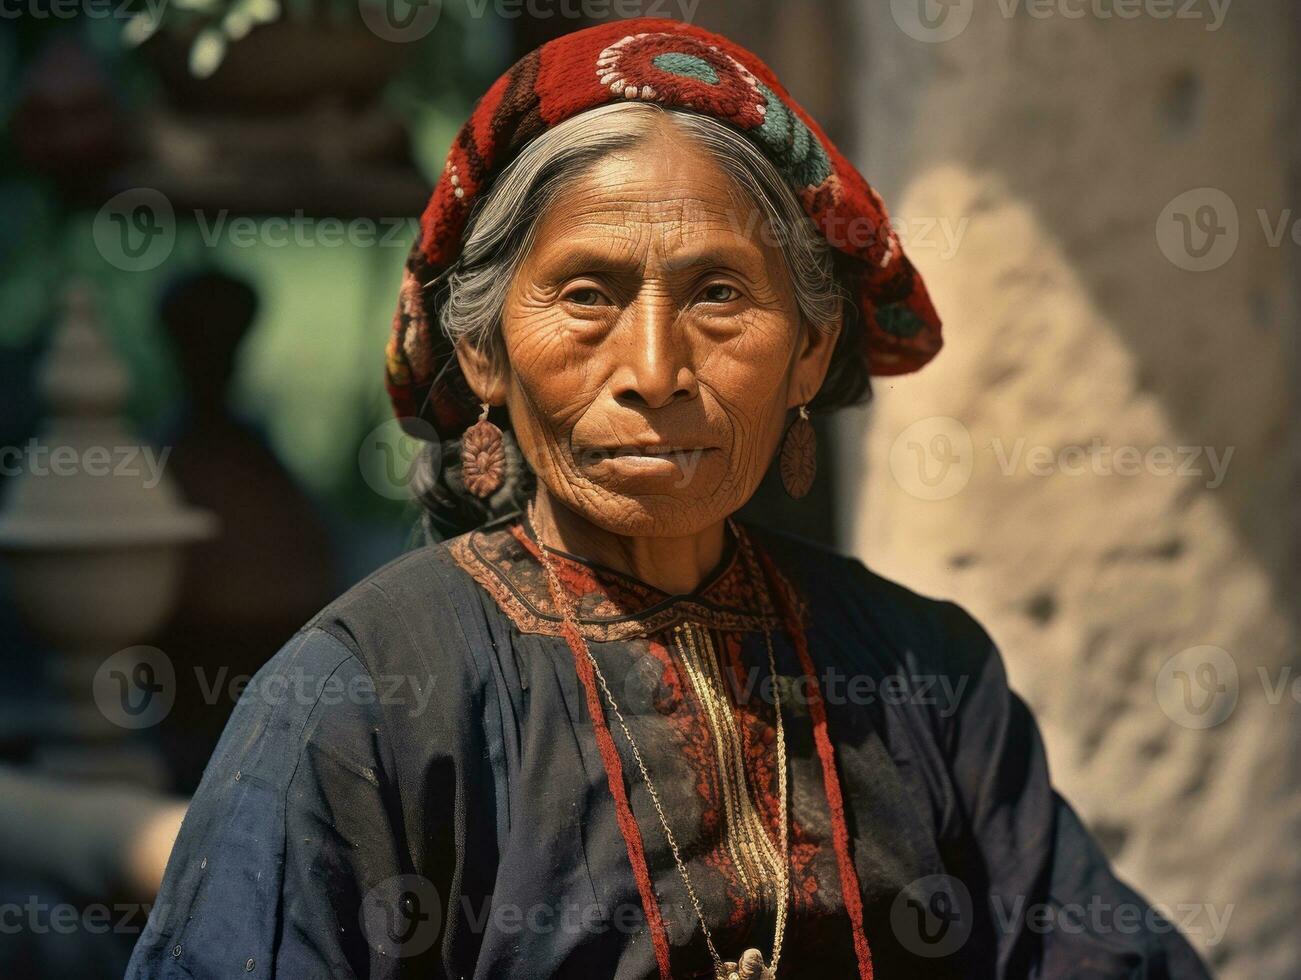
[{"xmin": 526, "ymin": 135, "xmax": 781, "ymax": 274}]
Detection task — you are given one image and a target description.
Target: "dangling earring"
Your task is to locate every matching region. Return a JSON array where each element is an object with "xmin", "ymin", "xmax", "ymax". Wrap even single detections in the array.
[
  {"xmin": 462, "ymin": 402, "xmax": 505, "ymax": 498},
  {"xmin": 779, "ymin": 404, "xmax": 816, "ymax": 499}
]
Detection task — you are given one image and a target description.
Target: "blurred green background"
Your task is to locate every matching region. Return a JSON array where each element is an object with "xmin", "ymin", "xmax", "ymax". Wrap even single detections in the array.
[{"xmin": 0, "ymin": 8, "xmax": 505, "ymax": 524}]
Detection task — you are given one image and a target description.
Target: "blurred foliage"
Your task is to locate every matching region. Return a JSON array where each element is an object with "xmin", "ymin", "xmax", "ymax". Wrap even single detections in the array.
[{"xmin": 121, "ymin": 0, "xmax": 282, "ymax": 78}]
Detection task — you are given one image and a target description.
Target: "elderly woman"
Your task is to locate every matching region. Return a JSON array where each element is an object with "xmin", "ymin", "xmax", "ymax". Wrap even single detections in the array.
[{"xmin": 129, "ymin": 18, "xmax": 1211, "ymax": 980}]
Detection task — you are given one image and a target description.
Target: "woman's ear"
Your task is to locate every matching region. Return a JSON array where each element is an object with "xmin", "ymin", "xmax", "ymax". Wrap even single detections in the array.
[
  {"xmin": 787, "ymin": 309, "xmax": 842, "ymax": 409},
  {"xmin": 454, "ymin": 337, "xmax": 510, "ymax": 406}
]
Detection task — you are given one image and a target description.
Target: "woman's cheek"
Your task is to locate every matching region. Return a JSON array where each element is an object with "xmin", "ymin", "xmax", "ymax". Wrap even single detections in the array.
[
  {"xmin": 697, "ymin": 315, "xmax": 797, "ymax": 415},
  {"xmin": 507, "ymin": 395, "xmax": 570, "ymax": 486},
  {"xmin": 506, "ymin": 308, "xmax": 585, "ymax": 367},
  {"xmin": 506, "ymin": 314, "xmax": 602, "ymax": 414},
  {"xmin": 503, "ymin": 347, "xmax": 597, "ymax": 480}
]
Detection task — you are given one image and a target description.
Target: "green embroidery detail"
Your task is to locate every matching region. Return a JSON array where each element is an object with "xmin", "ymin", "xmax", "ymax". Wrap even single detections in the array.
[
  {"xmin": 752, "ymin": 83, "xmax": 832, "ymax": 189},
  {"xmin": 758, "ymin": 86, "xmax": 792, "ymax": 146},
  {"xmin": 876, "ymin": 303, "xmax": 924, "ymax": 339},
  {"xmin": 651, "ymin": 52, "xmax": 720, "ymax": 84},
  {"xmin": 790, "ymin": 118, "xmax": 810, "ymax": 168}
]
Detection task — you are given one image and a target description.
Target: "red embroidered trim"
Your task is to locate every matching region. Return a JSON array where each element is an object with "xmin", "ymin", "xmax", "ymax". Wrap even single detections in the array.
[
  {"xmin": 755, "ymin": 543, "xmax": 875, "ymax": 980},
  {"xmin": 547, "ymin": 523, "xmax": 872, "ymax": 980},
  {"xmin": 447, "ymin": 525, "xmax": 781, "ymax": 641},
  {"xmin": 548, "ymin": 598, "xmax": 675, "ymax": 979}
]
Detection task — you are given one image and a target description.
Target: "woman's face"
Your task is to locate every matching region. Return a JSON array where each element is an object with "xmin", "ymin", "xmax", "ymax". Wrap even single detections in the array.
[{"xmin": 462, "ymin": 121, "xmax": 839, "ymax": 538}]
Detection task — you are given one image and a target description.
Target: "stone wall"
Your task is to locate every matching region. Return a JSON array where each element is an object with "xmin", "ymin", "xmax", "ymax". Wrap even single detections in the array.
[{"xmin": 839, "ymin": 4, "xmax": 1300, "ymax": 978}]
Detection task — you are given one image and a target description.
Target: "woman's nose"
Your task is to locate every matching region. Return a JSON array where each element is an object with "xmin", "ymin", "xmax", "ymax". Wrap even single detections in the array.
[{"xmin": 608, "ymin": 299, "xmax": 698, "ymax": 409}]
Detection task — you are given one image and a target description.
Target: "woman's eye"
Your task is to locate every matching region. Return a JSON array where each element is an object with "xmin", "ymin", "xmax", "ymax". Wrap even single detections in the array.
[
  {"xmin": 565, "ymin": 287, "xmax": 609, "ymax": 307},
  {"xmin": 699, "ymin": 283, "xmax": 742, "ymax": 304}
]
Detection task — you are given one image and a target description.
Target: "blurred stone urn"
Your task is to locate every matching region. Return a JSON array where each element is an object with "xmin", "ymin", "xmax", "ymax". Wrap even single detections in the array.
[{"xmin": 0, "ymin": 283, "xmax": 215, "ymax": 778}]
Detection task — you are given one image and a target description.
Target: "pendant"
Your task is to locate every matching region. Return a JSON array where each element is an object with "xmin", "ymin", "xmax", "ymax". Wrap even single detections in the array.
[
  {"xmin": 720, "ymin": 948, "xmax": 775, "ymax": 980},
  {"xmin": 461, "ymin": 417, "xmax": 505, "ymax": 498},
  {"xmin": 778, "ymin": 410, "xmax": 816, "ymax": 500}
]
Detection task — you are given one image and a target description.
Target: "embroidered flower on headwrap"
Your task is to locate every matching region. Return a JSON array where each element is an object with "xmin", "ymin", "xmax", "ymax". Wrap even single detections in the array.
[{"xmin": 386, "ymin": 17, "xmax": 943, "ymax": 437}]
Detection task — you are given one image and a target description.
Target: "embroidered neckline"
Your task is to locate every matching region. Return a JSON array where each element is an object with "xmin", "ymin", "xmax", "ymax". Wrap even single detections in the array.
[{"xmin": 447, "ymin": 516, "xmax": 781, "ymax": 640}]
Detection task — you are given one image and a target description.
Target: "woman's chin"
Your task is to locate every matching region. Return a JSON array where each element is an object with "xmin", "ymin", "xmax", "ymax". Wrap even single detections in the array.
[{"xmin": 555, "ymin": 467, "xmax": 740, "ymax": 537}]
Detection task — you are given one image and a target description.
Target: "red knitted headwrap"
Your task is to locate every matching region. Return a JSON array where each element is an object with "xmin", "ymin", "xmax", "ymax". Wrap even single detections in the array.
[{"xmin": 386, "ymin": 17, "xmax": 942, "ymax": 437}]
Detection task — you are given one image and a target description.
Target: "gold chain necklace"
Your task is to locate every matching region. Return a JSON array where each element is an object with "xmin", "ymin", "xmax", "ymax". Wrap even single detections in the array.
[{"xmin": 528, "ymin": 503, "xmax": 789, "ymax": 980}]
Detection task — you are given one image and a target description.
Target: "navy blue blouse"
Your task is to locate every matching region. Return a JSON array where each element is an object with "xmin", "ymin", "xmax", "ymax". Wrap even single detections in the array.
[{"xmin": 126, "ymin": 518, "xmax": 1211, "ymax": 979}]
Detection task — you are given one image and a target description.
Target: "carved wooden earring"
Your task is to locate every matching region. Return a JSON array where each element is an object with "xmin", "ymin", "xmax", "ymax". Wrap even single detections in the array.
[
  {"xmin": 461, "ymin": 402, "xmax": 505, "ymax": 498},
  {"xmin": 779, "ymin": 404, "xmax": 816, "ymax": 499}
]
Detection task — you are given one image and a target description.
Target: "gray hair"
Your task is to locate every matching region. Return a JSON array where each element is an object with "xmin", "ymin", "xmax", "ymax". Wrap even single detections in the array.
[{"xmin": 434, "ymin": 101, "xmax": 849, "ymax": 367}]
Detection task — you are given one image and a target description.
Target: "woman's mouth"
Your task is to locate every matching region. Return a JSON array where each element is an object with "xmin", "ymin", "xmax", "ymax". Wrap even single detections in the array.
[
  {"xmin": 578, "ymin": 444, "xmax": 710, "ymax": 461},
  {"xmin": 573, "ymin": 444, "xmax": 721, "ymax": 485}
]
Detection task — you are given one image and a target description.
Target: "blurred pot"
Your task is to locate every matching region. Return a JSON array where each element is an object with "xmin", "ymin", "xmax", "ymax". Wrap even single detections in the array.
[{"xmin": 143, "ymin": 17, "xmax": 409, "ymax": 115}]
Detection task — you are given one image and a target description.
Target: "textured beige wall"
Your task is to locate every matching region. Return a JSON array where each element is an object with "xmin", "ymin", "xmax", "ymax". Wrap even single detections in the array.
[{"xmin": 840, "ymin": 4, "xmax": 1300, "ymax": 978}]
